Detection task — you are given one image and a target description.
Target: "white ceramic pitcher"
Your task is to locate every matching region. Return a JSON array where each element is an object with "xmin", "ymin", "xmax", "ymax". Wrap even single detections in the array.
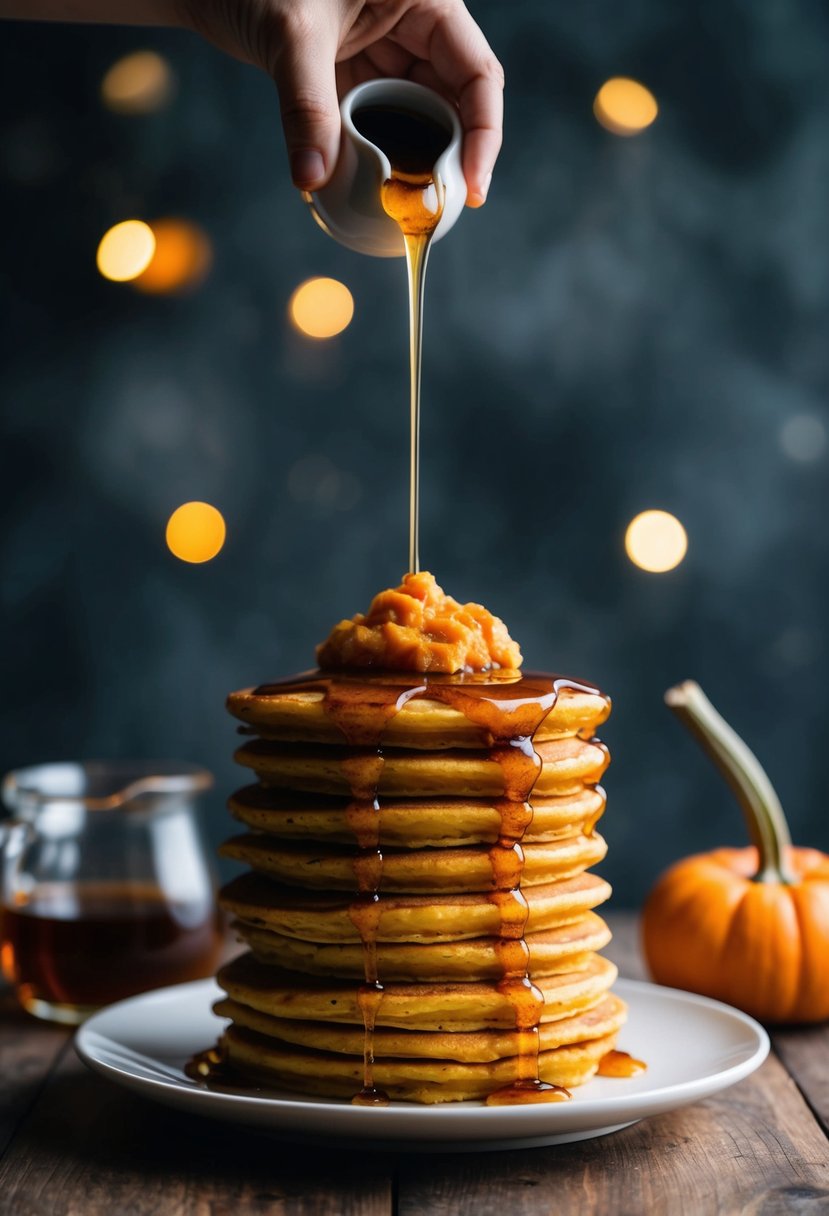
[{"xmin": 305, "ymin": 79, "xmax": 466, "ymax": 258}]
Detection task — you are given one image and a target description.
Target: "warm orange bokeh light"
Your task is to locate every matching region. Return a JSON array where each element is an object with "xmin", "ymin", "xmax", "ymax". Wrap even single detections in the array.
[
  {"xmin": 594, "ymin": 77, "xmax": 658, "ymax": 136},
  {"xmin": 96, "ymin": 220, "xmax": 156, "ymax": 282},
  {"xmin": 165, "ymin": 502, "xmax": 226, "ymax": 564},
  {"xmin": 134, "ymin": 219, "xmax": 212, "ymax": 295},
  {"xmin": 625, "ymin": 510, "xmax": 687, "ymax": 573},
  {"xmin": 101, "ymin": 51, "xmax": 174, "ymax": 114},
  {"xmin": 288, "ymin": 277, "xmax": 354, "ymax": 339}
]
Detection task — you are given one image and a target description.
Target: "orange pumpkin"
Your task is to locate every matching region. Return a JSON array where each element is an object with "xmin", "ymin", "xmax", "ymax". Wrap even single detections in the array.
[{"xmin": 642, "ymin": 681, "xmax": 829, "ymax": 1024}]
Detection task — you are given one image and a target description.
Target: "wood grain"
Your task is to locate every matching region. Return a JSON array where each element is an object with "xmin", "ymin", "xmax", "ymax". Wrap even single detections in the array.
[
  {"xmin": 397, "ymin": 1053, "xmax": 829, "ymax": 1216},
  {"xmin": 610, "ymin": 915, "xmax": 829, "ymax": 1143},
  {"xmin": 399, "ymin": 914, "xmax": 829, "ymax": 1216},
  {"xmin": 0, "ymin": 1047, "xmax": 392, "ymax": 1216},
  {"xmin": 0, "ymin": 992, "xmax": 70, "ymax": 1161},
  {"xmin": 773, "ymin": 1027, "xmax": 829, "ymax": 1139},
  {"xmin": 2, "ymin": 914, "xmax": 827, "ymax": 1216}
]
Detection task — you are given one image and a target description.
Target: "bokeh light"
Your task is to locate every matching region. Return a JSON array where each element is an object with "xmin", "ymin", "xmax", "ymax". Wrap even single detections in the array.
[
  {"xmin": 625, "ymin": 510, "xmax": 687, "ymax": 573},
  {"xmin": 594, "ymin": 78, "xmax": 658, "ymax": 136},
  {"xmin": 779, "ymin": 413, "xmax": 827, "ymax": 463},
  {"xmin": 101, "ymin": 51, "xmax": 174, "ymax": 114},
  {"xmin": 289, "ymin": 277, "xmax": 354, "ymax": 339},
  {"xmin": 96, "ymin": 220, "xmax": 156, "ymax": 282},
  {"xmin": 165, "ymin": 502, "xmax": 226, "ymax": 564},
  {"xmin": 134, "ymin": 219, "xmax": 212, "ymax": 294}
]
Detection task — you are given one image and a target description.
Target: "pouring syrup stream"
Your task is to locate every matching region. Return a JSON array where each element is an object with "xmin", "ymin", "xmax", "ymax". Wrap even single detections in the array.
[{"xmin": 352, "ymin": 104, "xmax": 449, "ymax": 573}]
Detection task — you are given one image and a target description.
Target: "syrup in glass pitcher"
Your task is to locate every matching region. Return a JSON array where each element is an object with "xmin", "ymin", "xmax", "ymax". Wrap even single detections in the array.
[{"xmin": 0, "ymin": 761, "xmax": 223, "ymax": 1023}]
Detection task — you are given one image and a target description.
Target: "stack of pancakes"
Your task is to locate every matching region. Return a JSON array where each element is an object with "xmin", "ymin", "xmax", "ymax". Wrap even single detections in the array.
[{"xmin": 214, "ymin": 673, "xmax": 624, "ymax": 1103}]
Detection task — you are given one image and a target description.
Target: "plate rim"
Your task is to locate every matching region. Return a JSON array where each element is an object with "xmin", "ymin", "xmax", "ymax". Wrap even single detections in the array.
[{"xmin": 75, "ymin": 975, "xmax": 770, "ymax": 1125}]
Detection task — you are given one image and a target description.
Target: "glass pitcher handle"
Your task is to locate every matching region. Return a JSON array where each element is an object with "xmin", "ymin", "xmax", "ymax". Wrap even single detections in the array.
[{"xmin": 0, "ymin": 819, "xmax": 33, "ymax": 896}]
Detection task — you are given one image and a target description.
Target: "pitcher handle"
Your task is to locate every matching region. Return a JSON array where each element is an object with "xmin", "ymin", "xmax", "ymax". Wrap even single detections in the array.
[{"xmin": 0, "ymin": 818, "xmax": 33, "ymax": 893}]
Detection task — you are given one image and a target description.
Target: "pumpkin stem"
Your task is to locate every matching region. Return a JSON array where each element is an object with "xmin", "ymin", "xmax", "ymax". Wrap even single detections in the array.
[{"xmin": 664, "ymin": 680, "xmax": 795, "ymax": 885}]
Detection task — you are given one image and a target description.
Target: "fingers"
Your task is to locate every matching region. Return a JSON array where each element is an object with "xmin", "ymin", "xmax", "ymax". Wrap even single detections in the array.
[
  {"xmin": 406, "ymin": 58, "xmax": 451, "ymax": 101},
  {"xmin": 272, "ymin": 0, "xmax": 504, "ymax": 202},
  {"xmin": 272, "ymin": 15, "xmax": 341, "ymax": 191},
  {"xmin": 336, "ymin": 40, "xmax": 412, "ymax": 96},
  {"xmin": 427, "ymin": 6, "xmax": 504, "ymax": 207},
  {"xmin": 457, "ymin": 73, "xmax": 503, "ymax": 207},
  {"xmin": 386, "ymin": 2, "xmax": 503, "ymax": 207},
  {"xmin": 402, "ymin": 56, "xmax": 499, "ymax": 209}
]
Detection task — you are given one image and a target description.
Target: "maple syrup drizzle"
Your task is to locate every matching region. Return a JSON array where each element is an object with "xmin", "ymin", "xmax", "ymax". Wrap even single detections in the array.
[
  {"xmin": 583, "ymin": 786, "xmax": 607, "ymax": 838},
  {"xmin": 597, "ymin": 1049, "xmax": 647, "ymax": 1078},
  {"xmin": 343, "ymin": 758, "xmax": 388, "ymax": 1105},
  {"xmin": 185, "ymin": 1043, "xmax": 227, "ymax": 1083},
  {"xmin": 195, "ymin": 104, "xmax": 627, "ymax": 1103},
  {"xmin": 352, "ymin": 104, "xmax": 449, "ymax": 574},
  {"xmin": 482, "ymin": 732, "xmax": 569, "ymax": 1104},
  {"xmin": 398, "ymin": 205, "xmax": 440, "ymax": 576},
  {"xmin": 251, "ymin": 668, "xmax": 606, "ymax": 1105},
  {"xmin": 186, "ymin": 1041, "xmax": 277, "ymax": 1096},
  {"xmin": 325, "ymin": 691, "xmax": 404, "ymax": 1108}
]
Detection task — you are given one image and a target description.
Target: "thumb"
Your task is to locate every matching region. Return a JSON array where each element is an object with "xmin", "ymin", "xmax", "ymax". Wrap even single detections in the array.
[{"xmin": 272, "ymin": 22, "xmax": 340, "ymax": 191}]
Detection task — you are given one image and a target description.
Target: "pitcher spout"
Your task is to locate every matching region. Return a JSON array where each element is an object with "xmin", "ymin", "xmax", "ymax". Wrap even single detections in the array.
[{"xmin": 306, "ymin": 79, "xmax": 466, "ymax": 258}]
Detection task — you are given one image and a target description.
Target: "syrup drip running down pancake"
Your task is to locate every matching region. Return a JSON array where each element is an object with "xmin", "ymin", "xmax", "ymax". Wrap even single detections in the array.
[{"xmin": 191, "ymin": 572, "xmax": 632, "ymax": 1103}]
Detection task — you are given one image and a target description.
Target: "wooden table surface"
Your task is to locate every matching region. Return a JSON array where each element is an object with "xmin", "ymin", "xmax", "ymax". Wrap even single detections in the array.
[{"xmin": 1, "ymin": 913, "xmax": 827, "ymax": 1216}]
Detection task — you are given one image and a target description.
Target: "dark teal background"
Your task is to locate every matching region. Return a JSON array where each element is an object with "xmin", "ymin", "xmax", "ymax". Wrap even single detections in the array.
[{"xmin": 2, "ymin": 2, "xmax": 827, "ymax": 905}]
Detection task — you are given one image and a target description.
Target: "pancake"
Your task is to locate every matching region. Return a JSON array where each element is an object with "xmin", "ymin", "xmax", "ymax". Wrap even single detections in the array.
[
  {"xmin": 227, "ymin": 683, "xmax": 610, "ymax": 750},
  {"xmin": 207, "ymin": 642, "xmax": 622, "ymax": 1105},
  {"xmin": 234, "ymin": 737, "xmax": 609, "ymax": 798},
  {"xmin": 220, "ymin": 832, "xmax": 608, "ymax": 893},
  {"xmin": 213, "ymin": 992, "xmax": 627, "ymax": 1063},
  {"xmin": 217, "ymin": 952, "xmax": 618, "ymax": 1030},
  {"xmin": 220, "ymin": 1024, "xmax": 619, "ymax": 1102},
  {"xmin": 233, "ymin": 912, "xmax": 612, "ymax": 981},
  {"xmin": 220, "ymin": 871, "xmax": 613, "ymax": 943},
  {"xmin": 228, "ymin": 784, "xmax": 606, "ymax": 847}
]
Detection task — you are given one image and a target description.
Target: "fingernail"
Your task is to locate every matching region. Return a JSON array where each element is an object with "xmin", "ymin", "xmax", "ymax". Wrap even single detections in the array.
[
  {"xmin": 468, "ymin": 172, "xmax": 493, "ymax": 208},
  {"xmin": 291, "ymin": 149, "xmax": 326, "ymax": 189}
]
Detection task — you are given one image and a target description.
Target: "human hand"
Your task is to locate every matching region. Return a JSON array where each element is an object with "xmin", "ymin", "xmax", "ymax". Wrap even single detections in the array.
[{"xmin": 180, "ymin": 0, "xmax": 503, "ymax": 206}]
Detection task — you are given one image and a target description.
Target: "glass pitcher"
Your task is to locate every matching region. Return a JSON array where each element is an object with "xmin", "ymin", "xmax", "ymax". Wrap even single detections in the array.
[{"xmin": 0, "ymin": 761, "xmax": 223, "ymax": 1024}]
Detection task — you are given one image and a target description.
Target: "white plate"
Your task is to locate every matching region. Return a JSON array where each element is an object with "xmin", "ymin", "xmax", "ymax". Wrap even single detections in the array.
[{"xmin": 75, "ymin": 977, "xmax": 769, "ymax": 1151}]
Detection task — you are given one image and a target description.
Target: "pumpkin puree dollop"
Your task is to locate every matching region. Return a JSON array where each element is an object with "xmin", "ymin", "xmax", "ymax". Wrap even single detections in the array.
[{"xmin": 316, "ymin": 572, "xmax": 523, "ymax": 673}]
